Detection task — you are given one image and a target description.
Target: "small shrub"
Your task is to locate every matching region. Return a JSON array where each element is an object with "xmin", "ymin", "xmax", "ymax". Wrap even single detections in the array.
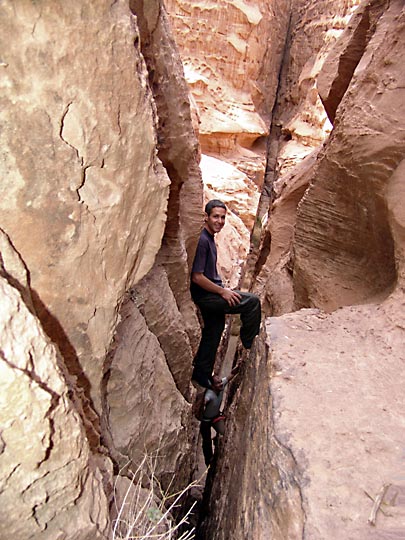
[{"xmin": 112, "ymin": 453, "xmax": 198, "ymax": 540}]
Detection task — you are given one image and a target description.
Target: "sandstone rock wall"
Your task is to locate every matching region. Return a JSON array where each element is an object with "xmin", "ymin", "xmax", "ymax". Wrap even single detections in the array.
[
  {"xmin": 203, "ymin": 1, "xmax": 405, "ymax": 539},
  {"xmin": 0, "ymin": 0, "xmax": 170, "ymax": 415},
  {"xmin": 200, "ymin": 338, "xmax": 304, "ymax": 540},
  {"xmin": 0, "ymin": 1, "xmax": 202, "ymax": 538},
  {"xmin": 253, "ymin": 0, "xmax": 361, "ymax": 239},
  {"xmin": 129, "ymin": 0, "xmax": 203, "ymax": 355},
  {"xmin": 165, "ymin": 0, "xmax": 290, "ymax": 154},
  {"xmin": 0, "ymin": 248, "xmax": 110, "ymax": 539},
  {"xmin": 165, "ymin": 0, "xmax": 292, "ymax": 288},
  {"xmin": 293, "ymin": 0, "xmax": 402, "ymax": 310},
  {"xmin": 250, "ymin": 0, "xmax": 364, "ymax": 314},
  {"xmin": 102, "ymin": 292, "xmax": 194, "ymax": 483}
]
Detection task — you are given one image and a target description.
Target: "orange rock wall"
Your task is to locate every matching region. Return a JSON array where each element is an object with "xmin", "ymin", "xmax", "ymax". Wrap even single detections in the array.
[
  {"xmin": 165, "ymin": 0, "xmax": 292, "ymax": 290},
  {"xmin": 293, "ymin": 0, "xmax": 402, "ymax": 310},
  {"xmin": 165, "ymin": 0, "xmax": 290, "ymax": 153},
  {"xmin": 251, "ymin": 0, "xmax": 363, "ymax": 314}
]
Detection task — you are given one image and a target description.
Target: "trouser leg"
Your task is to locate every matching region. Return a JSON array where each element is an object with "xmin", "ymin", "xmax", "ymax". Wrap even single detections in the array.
[
  {"xmin": 229, "ymin": 291, "xmax": 261, "ymax": 349},
  {"xmin": 192, "ymin": 291, "xmax": 261, "ymax": 386},
  {"xmin": 200, "ymin": 421, "xmax": 213, "ymax": 466},
  {"xmin": 201, "ymin": 290, "xmax": 261, "ymax": 349},
  {"xmin": 192, "ymin": 309, "xmax": 225, "ymax": 387}
]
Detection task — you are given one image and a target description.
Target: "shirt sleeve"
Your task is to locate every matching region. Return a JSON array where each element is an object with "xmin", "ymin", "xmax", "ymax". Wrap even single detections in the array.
[
  {"xmin": 191, "ymin": 235, "xmax": 208, "ymax": 274},
  {"xmin": 204, "ymin": 390, "xmax": 215, "ymax": 404}
]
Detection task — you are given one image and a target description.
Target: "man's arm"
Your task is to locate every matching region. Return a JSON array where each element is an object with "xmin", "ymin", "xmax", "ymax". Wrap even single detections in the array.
[{"xmin": 191, "ymin": 272, "xmax": 241, "ymax": 306}]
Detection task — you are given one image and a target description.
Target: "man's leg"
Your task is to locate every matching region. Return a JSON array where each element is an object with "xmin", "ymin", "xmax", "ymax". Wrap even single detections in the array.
[
  {"xmin": 227, "ymin": 291, "xmax": 261, "ymax": 349},
  {"xmin": 200, "ymin": 421, "xmax": 213, "ymax": 466},
  {"xmin": 192, "ymin": 306, "xmax": 225, "ymax": 387},
  {"xmin": 192, "ymin": 291, "xmax": 261, "ymax": 386}
]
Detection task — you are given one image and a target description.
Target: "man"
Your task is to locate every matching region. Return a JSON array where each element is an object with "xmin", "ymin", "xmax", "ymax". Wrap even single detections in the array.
[
  {"xmin": 190, "ymin": 199, "xmax": 261, "ymax": 389},
  {"xmin": 199, "ymin": 367, "xmax": 238, "ymax": 466}
]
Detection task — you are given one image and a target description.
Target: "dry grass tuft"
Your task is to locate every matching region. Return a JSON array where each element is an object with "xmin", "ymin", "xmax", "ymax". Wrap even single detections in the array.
[{"xmin": 112, "ymin": 453, "xmax": 199, "ymax": 540}]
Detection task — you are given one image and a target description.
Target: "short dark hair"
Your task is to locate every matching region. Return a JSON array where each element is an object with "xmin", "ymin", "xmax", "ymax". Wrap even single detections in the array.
[{"xmin": 205, "ymin": 199, "xmax": 227, "ymax": 216}]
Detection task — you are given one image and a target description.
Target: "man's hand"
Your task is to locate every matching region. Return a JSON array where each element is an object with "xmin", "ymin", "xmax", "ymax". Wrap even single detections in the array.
[{"xmin": 220, "ymin": 288, "xmax": 242, "ymax": 307}]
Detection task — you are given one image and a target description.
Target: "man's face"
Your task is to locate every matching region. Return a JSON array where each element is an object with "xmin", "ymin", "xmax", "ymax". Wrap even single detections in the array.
[{"xmin": 205, "ymin": 207, "xmax": 226, "ymax": 235}]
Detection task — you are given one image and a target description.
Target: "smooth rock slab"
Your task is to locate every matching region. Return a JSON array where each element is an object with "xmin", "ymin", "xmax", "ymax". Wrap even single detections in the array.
[
  {"xmin": 0, "ymin": 0, "xmax": 170, "ymax": 413},
  {"xmin": 268, "ymin": 298, "xmax": 405, "ymax": 539}
]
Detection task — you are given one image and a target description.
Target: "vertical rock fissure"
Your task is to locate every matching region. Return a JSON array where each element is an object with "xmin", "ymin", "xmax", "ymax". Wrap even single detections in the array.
[
  {"xmin": 244, "ymin": 9, "xmax": 294, "ymax": 288},
  {"xmin": 318, "ymin": 0, "xmax": 389, "ymax": 123},
  {"xmin": 259, "ymin": 10, "xmax": 293, "ymax": 222},
  {"xmin": 196, "ymin": 333, "xmax": 306, "ymax": 539}
]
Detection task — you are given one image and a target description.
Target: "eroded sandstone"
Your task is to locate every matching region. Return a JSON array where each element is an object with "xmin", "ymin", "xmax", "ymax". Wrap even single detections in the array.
[
  {"xmin": 200, "ymin": 337, "xmax": 305, "ymax": 540},
  {"xmin": 0, "ymin": 274, "xmax": 110, "ymax": 539},
  {"xmin": 0, "ymin": 0, "xmax": 170, "ymax": 418},
  {"xmin": 102, "ymin": 293, "xmax": 194, "ymax": 485},
  {"xmin": 2, "ymin": 0, "xmax": 405, "ymax": 538},
  {"xmin": 200, "ymin": 1, "xmax": 405, "ymax": 539},
  {"xmin": 293, "ymin": 0, "xmax": 403, "ymax": 310},
  {"xmin": 165, "ymin": 0, "xmax": 291, "ymax": 282},
  {"xmin": 0, "ymin": 1, "xmax": 202, "ymax": 538},
  {"xmin": 267, "ymin": 298, "xmax": 405, "ymax": 539}
]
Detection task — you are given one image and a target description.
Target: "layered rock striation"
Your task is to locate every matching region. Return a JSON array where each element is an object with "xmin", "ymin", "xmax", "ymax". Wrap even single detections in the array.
[
  {"xmin": 2, "ymin": 0, "xmax": 405, "ymax": 538},
  {"xmin": 293, "ymin": 0, "xmax": 402, "ymax": 311},
  {"xmin": 165, "ymin": 0, "xmax": 289, "ymax": 155}
]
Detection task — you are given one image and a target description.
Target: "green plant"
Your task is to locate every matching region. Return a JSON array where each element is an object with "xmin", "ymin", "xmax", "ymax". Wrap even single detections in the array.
[{"xmin": 112, "ymin": 454, "xmax": 199, "ymax": 540}]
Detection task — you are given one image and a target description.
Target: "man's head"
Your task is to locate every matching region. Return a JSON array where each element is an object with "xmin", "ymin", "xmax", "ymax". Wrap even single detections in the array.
[
  {"xmin": 204, "ymin": 199, "xmax": 226, "ymax": 236},
  {"xmin": 205, "ymin": 199, "xmax": 226, "ymax": 216},
  {"xmin": 211, "ymin": 374, "xmax": 224, "ymax": 393}
]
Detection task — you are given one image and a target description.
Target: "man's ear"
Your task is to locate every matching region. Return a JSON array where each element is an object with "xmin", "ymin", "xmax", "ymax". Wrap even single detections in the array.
[{"xmin": 204, "ymin": 212, "xmax": 208, "ymax": 222}]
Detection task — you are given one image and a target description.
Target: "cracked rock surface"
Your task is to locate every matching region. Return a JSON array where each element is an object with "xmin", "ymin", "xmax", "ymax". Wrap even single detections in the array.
[
  {"xmin": 0, "ymin": 0, "xmax": 170, "ymax": 415},
  {"xmin": 0, "ymin": 274, "xmax": 111, "ymax": 539}
]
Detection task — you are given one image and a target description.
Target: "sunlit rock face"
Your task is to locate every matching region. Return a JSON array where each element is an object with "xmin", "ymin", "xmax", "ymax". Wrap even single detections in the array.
[
  {"xmin": 316, "ymin": 0, "xmax": 388, "ymax": 124},
  {"xmin": 0, "ymin": 1, "xmax": 202, "ymax": 538},
  {"xmin": 274, "ymin": 0, "xmax": 360, "ymax": 177},
  {"xmin": 0, "ymin": 0, "xmax": 170, "ymax": 416},
  {"xmin": 101, "ymin": 3, "xmax": 202, "ymax": 490},
  {"xmin": 0, "ymin": 270, "xmax": 110, "ymax": 540},
  {"xmin": 265, "ymin": 295, "xmax": 405, "ymax": 540},
  {"xmin": 166, "ymin": 0, "xmax": 291, "ymax": 282},
  {"xmin": 165, "ymin": 0, "xmax": 289, "ymax": 157}
]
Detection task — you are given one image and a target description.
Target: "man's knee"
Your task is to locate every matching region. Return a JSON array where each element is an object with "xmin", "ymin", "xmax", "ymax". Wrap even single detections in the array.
[
  {"xmin": 240, "ymin": 292, "xmax": 260, "ymax": 311},
  {"xmin": 249, "ymin": 293, "xmax": 260, "ymax": 307}
]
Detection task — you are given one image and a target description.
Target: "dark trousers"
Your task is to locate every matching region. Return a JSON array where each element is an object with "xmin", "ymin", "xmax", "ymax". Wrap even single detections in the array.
[
  {"xmin": 192, "ymin": 290, "xmax": 261, "ymax": 387},
  {"xmin": 200, "ymin": 420, "xmax": 213, "ymax": 466}
]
